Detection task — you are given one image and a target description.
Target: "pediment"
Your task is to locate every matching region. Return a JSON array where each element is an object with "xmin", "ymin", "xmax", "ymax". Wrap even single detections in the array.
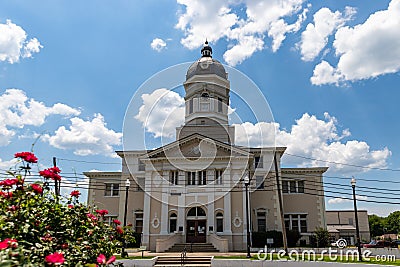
[{"xmin": 144, "ymin": 133, "xmax": 250, "ymax": 160}]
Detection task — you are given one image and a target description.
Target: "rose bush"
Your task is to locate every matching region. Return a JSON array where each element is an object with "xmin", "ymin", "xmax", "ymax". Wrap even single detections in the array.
[{"xmin": 0, "ymin": 152, "xmax": 125, "ymax": 266}]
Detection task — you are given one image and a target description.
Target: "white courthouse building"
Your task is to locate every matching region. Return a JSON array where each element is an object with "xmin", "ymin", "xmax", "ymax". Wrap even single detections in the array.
[{"xmin": 85, "ymin": 42, "xmax": 328, "ymax": 252}]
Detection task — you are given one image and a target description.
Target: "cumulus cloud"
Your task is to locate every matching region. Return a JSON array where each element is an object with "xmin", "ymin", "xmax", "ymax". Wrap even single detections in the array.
[
  {"xmin": 0, "ymin": 20, "xmax": 43, "ymax": 64},
  {"xmin": 151, "ymin": 38, "xmax": 167, "ymax": 52},
  {"xmin": 135, "ymin": 88, "xmax": 185, "ymax": 138},
  {"xmin": 299, "ymin": 7, "xmax": 355, "ymax": 61},
  {"xmin": 0, "ymin": 89, "xmax": 80, "ymax": 146},
  {"xmin": 328, "ymin": 195, "xmax": 367, "ymax": 204},
  {"xmin": 234, "ymin": 113, "xmax": 391, "ymax": 173},
  {"xmin": 44, "ymin": 114, "xmax": 122, "ymax": 157},
  {"xmin": 311, "ymin": 0, "xmax": 400, "ymax": 85},
  {"xmin": 176, "ymin": 0, "xmax": 309, "ymax": 66}
]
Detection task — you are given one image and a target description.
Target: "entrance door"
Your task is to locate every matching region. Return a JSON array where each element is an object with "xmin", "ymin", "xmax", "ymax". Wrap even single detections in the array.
[{"xmin": 186, "ymin": 220, "xmax": 206, "ymax": 243}]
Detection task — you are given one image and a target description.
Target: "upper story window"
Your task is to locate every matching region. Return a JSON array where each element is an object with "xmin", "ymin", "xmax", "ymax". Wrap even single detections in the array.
[
  {"xmin": 104, "ymin": 183, "xmax": 119, "ymax": 197},
  {"xmin": 170, "ymin": 171, "xmax": 179, "ymax": 185},
  {"xmin": 189, "ymin": 99, "xmax": 193, "ymax": 114},
  {"xmin": 135, "ymin": 210, "xmax": 143, "ymax": 233},
  {"xmin": 217, "ymin": 97, "xmax": 223, "ymax": 112},
  {"xmin": 136, "ymin": 177, "xmax": 145, "ymax": 191},
  {"xmin": 256, "ymin": 176, "xmax": 265, "ymax": 189},
  {"xmin": 138, "ymin": 159, "xmax": 145, "ymax": 171},
  {"xmin": 282, "ymin": 180, "xmax": 305, "ymax": 194},
  {"xmin": 187, "ymin": 171, "xmax": 196, "ymax": 185},
  {"xmin": 254, "ymin": 156, "xmax": 263, "ymax": 169},
  {"xmin": 198, "ymin": 170, "xmax": 207, "ymax": 185},
  {"xmin": 215, "ymin": 169, "xmax": 223, "ymax": 185},
  {"xmin": 256, "ymin": 210, "xmax": 267, "ymax": 232},
  {"xmin": 201, "ymin": 92, "xmax": 209, "ymax": 98}
]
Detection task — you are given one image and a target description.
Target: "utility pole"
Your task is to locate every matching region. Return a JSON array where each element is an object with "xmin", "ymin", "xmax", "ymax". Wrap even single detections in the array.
[
  {"xmin": 274, "ymin": 153, "xmax": 288, "ymax": 254},
  {"xmin": 53, "ymin": 157, "xmax": 60, "ymax": 197}
]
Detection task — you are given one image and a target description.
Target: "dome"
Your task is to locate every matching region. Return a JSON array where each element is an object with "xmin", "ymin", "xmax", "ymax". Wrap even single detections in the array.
[
  {"xmin": 186, "ymin": 41, "xmax": 227, "ymax": 80},
  {"xmin": 186, "ymin": 57, "xmax": 227, "ymax": 80}
]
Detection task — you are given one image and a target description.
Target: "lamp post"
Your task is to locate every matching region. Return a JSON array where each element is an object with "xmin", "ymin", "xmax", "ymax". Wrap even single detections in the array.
[
  {"xmin": 122, "ymin": 177, "xmax": 131, "ymax": 258},
  {"xmin": 351, "ymin": 177, "xmax": 362, "ymax": 261},
  {"xmin": 244, "ymin": 175, "xmax": 251, "ymax": 258}
]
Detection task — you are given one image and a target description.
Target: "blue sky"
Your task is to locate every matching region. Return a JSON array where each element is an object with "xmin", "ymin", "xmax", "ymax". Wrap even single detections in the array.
[{"xmin": 0, "ymin": 0, "xmax": 399, "ymax": 216}]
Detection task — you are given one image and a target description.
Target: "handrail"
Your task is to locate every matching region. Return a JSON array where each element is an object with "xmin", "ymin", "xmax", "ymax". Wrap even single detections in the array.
[{"xmin": 181, "ymin": 246, "xmax": 187, "ymax": 266}]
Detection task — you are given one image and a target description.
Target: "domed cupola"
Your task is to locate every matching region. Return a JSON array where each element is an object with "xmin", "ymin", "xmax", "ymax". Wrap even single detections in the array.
[{"xmin": 177, "ymin": 41, "xmax": 235, "ymax": 144}]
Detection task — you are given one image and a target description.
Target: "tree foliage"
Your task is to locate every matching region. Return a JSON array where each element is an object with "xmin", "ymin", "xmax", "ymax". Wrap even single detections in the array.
[{"xmin": 0, "ymin": 152, "xmax": 125, "ymax": 266}]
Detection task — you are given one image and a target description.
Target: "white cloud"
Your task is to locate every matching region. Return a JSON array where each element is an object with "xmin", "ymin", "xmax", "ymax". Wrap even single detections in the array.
[
  {"xmin": 176, "ymin": 0, "xmax": 309, "ymax": 66},
  {"xmin": 0, "ymin": 158, "xmax": 18, "ymax": 170},
  {"xmin": 0, "ymin": 20, "xmax": 43, "ymax": 64},
  {"xmin": 0, "ymin": 89, "xmax": 81, "ymax": 146},
  {"xmin": 299, "ymin": 7, "xmax": 355, "ymax": 61},
  {"xmin": 311, "ymin": 0, "xmax": 400, "ymax": 85},
  {"xmin": 44, "ymin": 114, "xmax": 122, "ymax": 157},
  {"xmin": 328, "ymin": 195, "xmax": 367, "ymax": 204},
  {"xmin": 310, "ymin": 60, "xmax": 342, "ymax": 85},
  {"xmin": 151, "ymin": 38, "xmax": 167, "ymax": 52},
  {"xmin": 135, "ymin": 88, "xmax": 185, "ymax": 138},
  {"xmin": 234, "ymin": 113, "xmax": 391, "ymax": 173}
]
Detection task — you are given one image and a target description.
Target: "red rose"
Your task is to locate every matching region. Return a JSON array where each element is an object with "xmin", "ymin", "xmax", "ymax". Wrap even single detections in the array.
[
  {"xmin": 68, "ymin": 204, "xmax": 74, "ymax": 209},
  {"xmin": 0, "ymin": 191, "xmax": 12, "ymax": 199},
  {"xmin": 113, "ymin": 219, "xmax": 121, "ymax": 225},
  {"xmin": 1, "ymin": 178, "xmax": 18, "ymax": 187},
  {"xmin": 70, "ymin": 190, "xmax": 80, "ymax": 197},
  {"xmin": 14, "ymin": 152, "xmax": 38, "ymax": 163},
  {"xmin": 116, "ymin": 226, "xmax": 124, "ymax": 234},
  {"xmin": 95, "ymin": 209, "xmax": 108, "ymax": 216},
  {"xmin": 45, "ymin": 252, "xmax": 65, "ymax": 265},
  {"xmin": 30, "ymin": 184, "xmax": 43, "ymax": 194},
  {"xmin": 0, "ymin": 238, "xmax": 17, "ymax": 250},
  {"xmin": 97, "ymin": 254, "xmax": 116, "ymax": 264},
  {"xmin": 39, "ymin": 167, "xmax": 61, "ymax": 181}
]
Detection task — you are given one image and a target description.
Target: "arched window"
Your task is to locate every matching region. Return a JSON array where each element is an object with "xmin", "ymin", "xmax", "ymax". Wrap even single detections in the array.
[
  {"xmin": 187, "ymin": 206, "xmax": 206, "ymax": 217},
  {"xmin": 169, "ymin": 213, "xmax": 177, "ymax": 233},
  {"xmin": 216, "ymin": 212, "xmax": 224, "ymax": 232},
  {"xmin": 201, "ymin": 92, "xmax": 209, "ymax": 98}
]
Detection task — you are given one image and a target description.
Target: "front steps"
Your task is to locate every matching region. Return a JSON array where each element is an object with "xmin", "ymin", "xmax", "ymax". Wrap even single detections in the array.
[
  {"xmin": 154, "ymin": 256, "xmax": 212, "ymax": 267},
  {"xmin": 165, "ymin": 243, "xmax": 218, "ymax": 253}
]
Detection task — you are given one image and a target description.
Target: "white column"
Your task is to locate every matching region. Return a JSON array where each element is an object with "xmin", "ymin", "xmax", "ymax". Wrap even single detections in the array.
[
  {"xmin": 142, "ymin": 171, "xmax": 152, "ymax": 245},
  {"xmin": 178, "ymin": 193, "xmax": 185, "ymax": 235},
  {"xmin": 223, "ymin": 167, "xmax": 232, "ymax": 234},
  {"xmin": 207, "ymin": 198, "xmax": 215, "ymax": 233},
  {"xmin": 160, "ymin": 188, "xmax": 169, "ymax": 235}
]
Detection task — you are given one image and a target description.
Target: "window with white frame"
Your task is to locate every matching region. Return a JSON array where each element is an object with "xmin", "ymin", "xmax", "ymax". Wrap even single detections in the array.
[
  {"xmin": 217, "ymin": 97, "xmax": 223, "ymax": 112},
  {"xmin": 103, "ymin": 215, "xmax": 118, "ymax": 226},
  {"xmin": 189, "ymin": 99, "xmax": 193, "ymax": 114},
  {"xmin": 254, "ymin": 156, "xmax": 263, "ymax": 169},
  {"xmin": 104, "ymin": 183, "xmax": 119, "ymax": 196},
  {"xmin": 215, "ymin": 169, "xmax": 223, "ymax": 185},
  {"xmin": 198, "ymin": 170, "xmax": 207, "ymax": 185},
  {"xmin": 169, "ymin": 213, "xmax": 177, "ymax": 233},
  {"xmin": 138, "ymin": 159, "xmax": 145, "ymax": 171},
  {"xmin": 256, "ymin": 176, "xmax": 264, "ymax": 189},
  {"xmin": 256, "ymin": 210, "xmax": 267, "ymax": 232},
  {"xmin": 187, "ymin": 172, "xmax": 196, "ymax": 185},
  {"xmin": 282, "ymin": 180, "xmax": 305, "ymax": 194},
  {"xmin": 169, "ymin": 171, "xmax": 179, "ymax": 185},
  {"xmin": 216, "ymin": 212, "xmax": 224, "ymax": 232},
  {"xmin": 284, "ymin": 214, "xmax": 307, "ymax": 233},
  {"xmin": 134, "ymin": 210, "xmax": 143, "ymax": 233}
]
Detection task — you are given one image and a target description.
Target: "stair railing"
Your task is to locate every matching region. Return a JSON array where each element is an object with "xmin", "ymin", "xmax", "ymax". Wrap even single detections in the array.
[{"xmin": 181, "ymin": 246, "xmax": 187, "ymax": 266}]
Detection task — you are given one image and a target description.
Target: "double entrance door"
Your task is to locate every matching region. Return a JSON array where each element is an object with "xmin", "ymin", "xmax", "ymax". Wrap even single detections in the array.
[{"xmin": 186, "ymin": 220, "xmax": 206, "ymax": 243}]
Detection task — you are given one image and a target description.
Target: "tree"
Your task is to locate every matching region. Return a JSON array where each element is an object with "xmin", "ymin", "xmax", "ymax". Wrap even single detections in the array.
[
  {"xmin": 385, "ymin": 211, "xmax": 400, "ymax": 235},
  {"xmin": 369, "ymin": 214, "xmax": 385, "ymax": 237},
  {"xmin": 314, "ymin": 228, "xmax": 330, "ymax": 248}
]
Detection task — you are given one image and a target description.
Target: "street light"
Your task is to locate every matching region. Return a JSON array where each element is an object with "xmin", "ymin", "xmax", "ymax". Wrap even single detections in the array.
[
  {"xmin": 351, "ymin": 177, "xmax": 362, "ymax": 261},
  {"xmin": 122, "ymin": 177, "xmax": 131, "ymax": 258},
  {"xmin": 244, "ymin": 175, "xmax": 251, "ymax": 258}
]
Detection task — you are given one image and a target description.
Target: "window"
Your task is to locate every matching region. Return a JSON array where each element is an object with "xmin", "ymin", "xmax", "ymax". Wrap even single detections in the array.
[
  {"xmin": 217, "ymin": 98, "xmax": 223, "ymax": 112},
  {"xmin": 348, "ymin": 218, "xmax": 353, "ymax": 225},
  {"xmin": 104, "ymin": 215, "xmax": 118, "ymax": 226},
  {"xmin": 187, "ymin": 172, "xmax": 196, "ymax": 185},
  {"xmin": 189, "ymin": 99, "xmax": 193, "ymax": 114},
  {"xmin": 216, "ymin": 212, "xmax": 224, "ymax": 232},
  {"xmin": 282, "ymin": 180, "xmax": 305, "ymax": 194},
  {"xmin": 282, "ymin": 181, "xmax": 289, "ymax": 193},
  {"xmin": 215, "ymin": 170, "xmax": 223, "ymax": 185},
  {"xmin": 187, "ymin": 207, "xmax": 206, "ymax": 217},
  {"xmin": 138, "ymin": 159, "xmax": 145, "ymax": 171},
  {"xmin": 136, "ymin": 177, "xmax": 144, "ymax": 191},
  {"xmin": 256, "ymin": 176, "xmax": 264, "ymax": 189},
  {"xmin": 169, "ymin": 213, "xmax": 177, "ymax": 233},
  {"xmin": 104, "ymin": 183, "xmax": 119, "ymax": 196},
  {"xmin": 297, "ymin": 181, "xmax": 304, "ymax": 193},
  {"xmin": 284, "ymin": 214, "xmax": 307, "ymax": 233},
  {"xmin": 254, "ymin": 156, "xmax": 263, "ymax": 168},
  {"xmin": 290, "ymin": 181, "xmax": 296, "ymax": 193},
  {"xmin": 198, "ymin": 170, "xmax": 207, "ymax": 185},
  {"xmin": 201, "ymin": 92, "xmax": 209, "ymax": 98},
  {"xmin": 257, "ymin": 211, "xmax": 267, "ymax": 232},
  {"xmin": 135, "ymin": 211, "xmax": 143, "ymax": 233},
  {"xmin": 170, "ymin": 171, "xmax": 179, "ymax": 185}
]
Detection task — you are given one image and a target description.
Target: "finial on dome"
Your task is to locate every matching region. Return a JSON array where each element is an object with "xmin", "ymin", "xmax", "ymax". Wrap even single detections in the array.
[{"xmin": 201, "ymin": 39, "xmax": 212, "ymax": 58}]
